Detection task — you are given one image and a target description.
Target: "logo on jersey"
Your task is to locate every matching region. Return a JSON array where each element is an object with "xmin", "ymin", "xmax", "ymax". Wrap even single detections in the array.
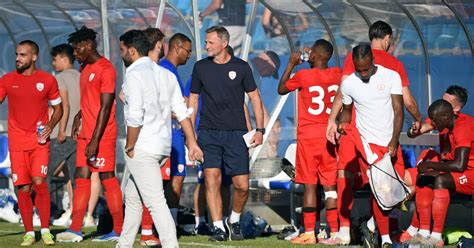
[
  {"xmin": 228, "ymin": 71, "xmax": 236, "ymax": 80},
  {"xmin": 12, "ymin": 174, "xmax": 17, "ymax": 183},
  {"xmin": 89, "ymin": 73, "xmax": 95, "ymax": 82},
  {"xmin": 178, "ymin": 164, "xmax": 185, "ymax": 173},
  {"xmin": 36, "ymin": 82, "xmax": 44, "ymax": 92},
  {"xmin": 377, "ymin": 84, "xmax": 385, "ymax": 91}
]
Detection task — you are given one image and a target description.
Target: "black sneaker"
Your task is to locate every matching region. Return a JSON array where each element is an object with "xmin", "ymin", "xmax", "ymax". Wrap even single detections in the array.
[
  {"xmin": 208, "ymin": 226, "xmax": 228, "ymax": 242},
  {"xmin": 176, "ymin": 225, "xmax": 192, "ymax": 237},
  {"xmin": 361, "ymin": 221, "xmax": 379, "ymax": 248},
  {"xmin": 225, "ymin": 218, "xmax": 244, "ymax": 241},
  {"xmin": 277, "ymin": 226, "xmax": 297, "ymax": 240},
  {"xmin": 193, "ymin": 222, "xmax": 212, "ymax": 236},
  {"xmin": 381, "ymin": 243, "xmax": 393, "ymax": 248}
]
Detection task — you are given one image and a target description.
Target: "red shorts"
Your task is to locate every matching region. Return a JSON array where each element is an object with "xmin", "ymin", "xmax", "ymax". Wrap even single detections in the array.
[
  {"xmin": 337, "ymin": 126, "xmax": 362, "ymax": 173},
  {"xmin": 10, "ymin": 145, "xmax": 49, "ymax": 186},
  {"xmin": 452, "ymin": 170, "xmax": 474, "ymax": 195},
  {"xmin": 76, "ymin": 138, "xmax": 116, "ymax": 172},
  {"xmin": 161, "ymin": 158, "xmax": 171, "ymax": 181},
  {"xmin": 295, "ymin": 138, "xmax": 337, "ymax": 186}
]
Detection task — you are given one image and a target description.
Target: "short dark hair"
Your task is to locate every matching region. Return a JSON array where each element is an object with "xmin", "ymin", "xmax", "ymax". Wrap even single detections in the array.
[
  {"xmin": 352, "ymin": 44, "xmax": 372, "ymax": 61},
  {"xmin": 445, "ymin": 85, "xmax": 468, "ymax": 107},
  {"xmin": 169, "ymin": 33, "xmax": 192, "ymax": 47},
  {"xmin": 68, "ymin": 26, "xmax": 97, "ymax": 44},
  {"xmin": 119, "ymin": 29, "xmax": 150, "ymax": 57},
  {"xmin": 428, "ymin": 99, "xmax": 453, "ymax": 118},
  {"xmin": 369, "ymin": 21, "xmax": 392, "ymax": 41},
  {"xmin": 19, "ymin": 40, "xmax": 39, "ymax": 55},
  {"xmin": 143, "ymin": 27, "xmax": 165, "ymax": 52},
  {"xmin": 313, "ymin": 39, "xmax": 333, "ymax": 58},
  {"xmin": 50, "ymin": 44, "xmax": 75, "ymax": 64},
  {"xmin": 206, "ymin": 25, "xmax": 229, "ymax": 42}
]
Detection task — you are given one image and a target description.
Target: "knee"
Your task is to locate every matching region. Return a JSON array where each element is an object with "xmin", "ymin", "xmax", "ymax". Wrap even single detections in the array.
[
  {"xmin": 433, "ymin": 174, "xmax": 450, "ymax": 190},
  {"xmin": 19, "ymin": 184, "xmax": 32, "ymax": 193},
  {"xmin": 233, "ymin": 183, "xmax": 249, "ymax": 195},
  {"xmin": 31, "ymin": 177, "xmax": 45, "ymax": 185}
]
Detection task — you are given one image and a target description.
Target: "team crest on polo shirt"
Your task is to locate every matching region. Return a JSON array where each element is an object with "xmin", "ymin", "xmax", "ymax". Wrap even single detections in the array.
[
  {"xmin": 36, "ymin": 82, "xmax": 44, "ymax": 92},
  {"xmin": 377, "ymin": 84, "xmax": 385, "ymax": 91},
  {"xmin": 228, "ymin": 71, "xmax": 236, "ymax": 80},
  {"xmin": 89, "ymin": 73, "xmax": 95, "ymax": 82}
]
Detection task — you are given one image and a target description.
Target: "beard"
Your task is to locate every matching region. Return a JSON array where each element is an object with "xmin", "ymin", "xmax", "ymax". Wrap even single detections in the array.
[
  {"xmin": 16, "ymin": 60, "xmax": 32, "ymax": 72},
  {"xmin": 122, "ymin": 54, "xmax": 132, "ymax": 67}
]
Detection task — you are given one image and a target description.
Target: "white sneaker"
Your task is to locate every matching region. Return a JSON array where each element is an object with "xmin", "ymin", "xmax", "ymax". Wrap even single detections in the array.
[
  {"xmin": 83, "ymin": 215, "xmax": 96, "ymax": 227},
  {"xmin": 56, "ymin": 230, "xmax": 83, "ymax": 243},
  {"xmin": 53, "ymin": 209, "xmax": 71, "ymax": 226},
  {"xmin": 0, "ymin": 203, "xmax": 20, "ymax": 223}
]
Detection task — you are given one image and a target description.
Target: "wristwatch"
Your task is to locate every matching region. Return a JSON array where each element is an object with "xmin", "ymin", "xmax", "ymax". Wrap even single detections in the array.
[
  {"xmin": 124, "ymin": 146, "xmax": 134, "ymax": 153},
  {"xmin": 256, "ymin": 128, "xmax": 266, "ymax": 135}
]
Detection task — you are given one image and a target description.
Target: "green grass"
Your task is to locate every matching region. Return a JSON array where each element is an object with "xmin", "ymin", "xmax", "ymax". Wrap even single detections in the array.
[{"xmin": 0, "ymin": 221, "xmax": 310, "ymax": 247}]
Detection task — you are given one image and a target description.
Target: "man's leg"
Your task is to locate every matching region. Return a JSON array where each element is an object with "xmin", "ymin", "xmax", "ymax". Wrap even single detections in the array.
[
  {"xmin": 204, "ymin": 168, "xmax": 224, "ymax": 230},
  {"xmin": 85, "ymin": 172, "xmax": 100, "ymax": 226},
  {"xmin": 166, "ymin": 132, "xmax": 187, "ymax": 226},
  {"xmin": 99, "ymin": 171, "xmax": 124, "ymax": 235},
  {"xmin": 336, "ymin": 170, "xmax": 354, "ymax": 243},
  {"xmin": 117, "ymin": 175, "xmax": 144, "ymax": 247},
  {"xmin": 291, "ymin": 184, "xmax": 318, "ymax": 244},
  {"xmin": 70, "ymin": 167, "xmax": 91, "ymax": 233},
  {"xmin": 323, "ymin": 185, "xmax": 338, "ymax": 238},
  {"xmin": 166, "ymin": 175, "xmax": 185, "ymax": 224}
]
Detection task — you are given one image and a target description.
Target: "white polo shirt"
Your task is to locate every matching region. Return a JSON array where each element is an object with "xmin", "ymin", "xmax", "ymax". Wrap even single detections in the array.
[
  {"xmin": 341, "ymin": 65, "xmax": 403, "ymax": 146},
  {"xmin": 123, "ymin": 56, "xmax": 189, "ymax": 156}
]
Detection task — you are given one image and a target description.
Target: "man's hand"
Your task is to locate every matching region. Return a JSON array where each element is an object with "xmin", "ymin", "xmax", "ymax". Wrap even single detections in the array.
[
  {"xmin": 417, "ymin": 161, "xmax": 431, "ymax": 174},
  {"xmin": 188, "ymin": 143, "xmax": 204, "ymax": 162},
  {"xmin": 326, "ymin": 119, "xmax": 338, "ymax": 145},
  {"xmin": 407, "ymin": 121, "xmax": 422, "ymax": 138},
  {"xmin": 85, "ymin": 138, "xmax": 99, "ymax": 159},
  {"xmin": 337, "ymin": 123, "xmax": 349, "ymax": 136},
  {"xmin": 387, "ymin": 139, "xmax": 398, "ymax": 157},
  {"xmin": 71, "ymin": 113, "xmax": 82, "ymax": 140},
  {"xmin": 40, "ymin": 124, "xmax": 53, "ymax": 142},
  {"xmin": 289, "ymin": 51, "xmax": 302, "ymax": 66},
  {"xmin": 57, "ymin": 131, "xmax": 67, "ymax": 144},
  {"xmin": 250, "ymin": 131, "xmax": 263, "ymax": 148},
  {"xmin": 126, "ymin": 149, "xmax": 134, "ymax": 158}
]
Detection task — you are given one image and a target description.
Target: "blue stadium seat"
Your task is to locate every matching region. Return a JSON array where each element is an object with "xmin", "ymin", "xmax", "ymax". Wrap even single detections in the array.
[{"xmin": 402, "ymin": 148, "xmax": 416, "ymax": 169}]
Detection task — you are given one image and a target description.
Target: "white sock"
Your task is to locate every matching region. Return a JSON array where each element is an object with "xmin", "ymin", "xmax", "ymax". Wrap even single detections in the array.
[
  {"xmin": 41, "ymin": 228, "xmax": 50, "ymax": 235},
  {"xmin": 367, "ymin": 216, "xmax": 376, "ymax": 232},
  {"xmin": 195, "ymin": 216, "xmax": 205, "ymax": 228},
  {"xmin": 381, "ymin": 234, "xmax": 392, "ymax": 244},
  {"xmin": 431, "ymin": 232, "xmax": 442, "ymax": 240},
  {"xmin": 406, "ymin": 225, "xmax": 418, "ymax": 236},
  {"xmin": 26, "ymin": 231, "xmax": 35, "ymax": 236},
  {"xmin": 229, "ymin": 211, "xmax": 241, "ymax": 224},
  {"xmin": 213, "ymin": 220, "xmax": 225, "ymax": 232},
  {"xmin": 419, "ymin": 229, "xmax": 430, "ymax": 237},
  {"xmin": 141, "ymin": 229, "xmax": 153, "ymax": 235},
  {"xmin": 170, "ymin": 208, "xmax": 178, "ymax": 226},
  {"xmin": 338, "ymin": 226, "xmax": 350, "ymax": 240}
]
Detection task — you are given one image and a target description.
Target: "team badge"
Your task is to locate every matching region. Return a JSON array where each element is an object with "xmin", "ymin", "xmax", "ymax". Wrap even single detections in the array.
[
  {"xmin": 36, "ymin": 82, "xmax": 44, "ymax": 92},
  {"xmin": 166, "ymin": 167, "xmax": 171, "ymax": 176},
  {"xmin": 198, "ymin": 170, "xmax": 203, "ymax": 179},
  {"xmin": 228, "ymin": 71, "xmax": 236, "ymax": 80},
  {"xmin": 89, "ymin": 73, "xmax": 95, "ymax": 82},
  {"xmin": 376, "ymin": 84, "xmax": 385, "ymax": 91},
  {"xmin": 178, "ymin": 164, "xmax": 185, "ymax": 173}
]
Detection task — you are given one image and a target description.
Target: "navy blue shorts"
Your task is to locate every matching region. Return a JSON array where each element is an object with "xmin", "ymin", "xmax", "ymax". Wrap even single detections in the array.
[
  {"xmin": 171, "ymin": 128, "xmax": 186, "ymax": 177},
  {"xmin": 197, "ymin": 162, "xmax": 233, "ymax": 185},
  {"xmin": 198, "ymin": 130, "xmax": 249, "ymax": 176}
]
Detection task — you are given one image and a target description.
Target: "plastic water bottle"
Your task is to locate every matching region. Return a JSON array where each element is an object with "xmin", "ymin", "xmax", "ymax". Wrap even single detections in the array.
[
  {"xmin": 0, "ymin": 189, "xmax": 7, "ymax": 208},
  {"xmin": 88, "ymin": 155, "xmax": 97, "ymax": 166},
  {"xmin": 36, "ymin": 121, "xmax": 46, "ymax": 144}
]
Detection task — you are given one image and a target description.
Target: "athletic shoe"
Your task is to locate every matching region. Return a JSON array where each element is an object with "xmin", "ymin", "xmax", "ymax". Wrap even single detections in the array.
[
  {"xmin": 208, "ymin": 226, "xmax": 228, "ymax": 242},
  {"xmin": 284, "ymin": 229, "xmax": 301, "ymax": 241},
  {"xmin": 193, "ymin": 222, "xmax": 212, "ymax": 236},
  {"xmin": 319, "ymin": 236, "xmax": 350, "ymax": 245},
  {"xmin": 20, "ymin": 233, "xmax": 35, "ymax": 246},
  {"xmin": 381, "ymin": 242, "xmax": 393, "ymax": 248},
  {"xmin": 53, "ymin": 209, "xmax": 71, "ymax": 226},
  {"xmin": 225, "ymin": 217, "xmax": 243, "ymax": 241},
  {"xmin": 0, "ymin": 204, "xmax": 20, "ymax": 223},
  {"xmin": 41, "ymin": 232, "xmax": 55, "ymax": 246},
  {"xmin": 399, "ymin": 230, "xmax": 413, "ymax": 243},
  {"xmin": 408, "ymin": 233, "xmax": 425, "ymax": 244},
  {"xmin": 290, "ymin": 232, "xmax": 317, "ymax": 244},
  {"xmin": 92, "ymin": 230, "xmax": 120, "ymax": 242},
  {"xmin": 83, "ymin": 214, "xmax": 96, "ymax": 227},
  {"xmin": 422, "ymin": 236, "xmax": 444, "ymax": 247},
  {"xmin": 176, "ymin": 225, "xmax": 192, "ymax": 237},
  {"xmin": 139, "ymin": 234, "xmax": 161, "ymax": 246},
  {"xmin": 361, "ymin": 221, "xmax": 378, "ymax": 248},
  {"xmin": 56, "ymin": 229, "xmax": 83, "ymax": 242}
]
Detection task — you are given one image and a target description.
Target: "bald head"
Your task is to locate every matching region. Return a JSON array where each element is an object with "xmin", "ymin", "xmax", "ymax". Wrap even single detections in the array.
[{"xmin": 428, "ymin": 99, "xmax": 455, "ymax": 131}]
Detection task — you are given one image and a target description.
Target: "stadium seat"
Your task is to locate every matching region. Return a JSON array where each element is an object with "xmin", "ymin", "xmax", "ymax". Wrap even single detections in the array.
[{"xmin": 402, "ymin": 148, "xmax": 416, "ymax": 168}]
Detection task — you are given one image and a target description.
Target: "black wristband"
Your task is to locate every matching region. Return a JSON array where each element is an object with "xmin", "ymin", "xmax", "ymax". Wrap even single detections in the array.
[{"xmin": 256, "ymin": 128, "xmax": 265, "ymax": 135}]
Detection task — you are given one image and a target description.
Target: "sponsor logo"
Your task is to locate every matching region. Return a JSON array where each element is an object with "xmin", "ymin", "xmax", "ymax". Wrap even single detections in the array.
[
  {"xmin": 228, "ymin": 71, "xmax": 236, "ymax": 80},
  {"xmin": 36, "ymin": 82, "xmax": 44, "ymax": 92},
  {"xmin": 89, "ymin": 73, "xmax": 95, "ymax": 82}
]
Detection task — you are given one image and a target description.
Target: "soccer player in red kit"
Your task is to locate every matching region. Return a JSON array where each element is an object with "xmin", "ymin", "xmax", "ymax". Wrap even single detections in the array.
[
  {"xmin": 56, "ymin": 26, "xmax": 123, "ymax": 242},
  {"xmin": 278, "ymin": 39, "xmax": 341, "ymax": 244},
  {"xmin": 326, "ymin": 21, "xmax": 422, "ymax": 244},
  {"xmin": 412, "ymin": 99, "xmax": 474, "ymax": 247},
  {"xmin": 0, "ymin": 40, "xmax": 63, "ymax": 246}
]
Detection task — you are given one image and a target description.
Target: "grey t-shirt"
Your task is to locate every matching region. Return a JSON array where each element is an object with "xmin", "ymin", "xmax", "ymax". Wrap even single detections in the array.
[{"xmin": 51, "ymin": 68, "xmax": 81, "ymax": 139}]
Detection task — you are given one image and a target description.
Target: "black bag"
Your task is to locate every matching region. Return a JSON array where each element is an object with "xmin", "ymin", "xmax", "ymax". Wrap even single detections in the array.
[{"xmin": 457, "ymin": 236, "xmax": 474, "ymax": 248}]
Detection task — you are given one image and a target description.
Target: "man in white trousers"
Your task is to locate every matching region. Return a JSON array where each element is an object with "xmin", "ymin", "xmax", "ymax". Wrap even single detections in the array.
[{"xmin": 117, "ymin": 30, "xmax": 203, "ymax": 248}]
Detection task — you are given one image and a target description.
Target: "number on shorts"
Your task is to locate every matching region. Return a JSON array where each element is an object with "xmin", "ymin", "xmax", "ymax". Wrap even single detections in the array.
[
  {"xmin": 459, "ymin": 174, "xmax": 468, "ymax": 185},
  {"xmin": 40, "ymin": 165, "xmax": 48, "ymax": 175},
  {"xmin": 307, "ymin": 85, "xmax": 339, "ymax": 115},
  {"xmin": 95, "ymin": 158, "xmax": 106, "ymax": 168}
]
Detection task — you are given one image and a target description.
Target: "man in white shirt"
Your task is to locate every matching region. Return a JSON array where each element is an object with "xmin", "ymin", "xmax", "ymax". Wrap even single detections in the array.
[
  {"xmin": 117, "ymin": 30, "xmax": 203, "ymax": 248},
  {"xmin": 337, "ymin": 44, "xmax": 404, "ymax": 247}
]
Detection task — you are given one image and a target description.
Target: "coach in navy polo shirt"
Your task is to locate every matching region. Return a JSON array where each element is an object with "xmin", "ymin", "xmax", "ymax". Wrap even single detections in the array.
[{"xmin": 188, "ymin": 25, "xmax": 264, "ymax": 242}]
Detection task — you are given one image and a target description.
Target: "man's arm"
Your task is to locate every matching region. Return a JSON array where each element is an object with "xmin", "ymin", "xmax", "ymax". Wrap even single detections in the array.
[
  {"xmin": 43, "ymin": 103, "xmax": 64, "ymax": 140},
  {"xmin": 57, "ymin": 89, "xmax": 70, "ymax": 143},
  {"xmin": 199, "ymin": 0, "xmax": 222, "ymax": 19},
  {"xmin": 407, "ymin": 122, "xmax": 433, "ymax": 138},
  {"xmin": 188, "ymin": 93, "xmax": 199, "ymax": 130},
  {"xmin": 248, "ymin": 89, "xmax": 264, "ymax": 147},
  {"xmin": 402, "ymin": 86, "xmax": 422, "ymax": 132},
  {"xmin": 71, "ymin": 110, "xmax": 82, "ymax": 138},
  {"xmin": 181, "ymin": 118, "xmax": 203, "ymax": 162},
  {"xmin": 388, "ymin": 94, "xmax": 404, "ymax": 156},
  {"xmin": 86, "ymin": 93, "xmax": 115, "ymax": 158},
  {"xmin": 419, "ymin": 147, "xmax": 470, "ymax": 173},
  {"xmin": 326, "ymin": 75, "xmax": 348, "ymax": 144},
  {"xmin": 278, "ymin": 52, "xmax": 301, "ymax": 95}
]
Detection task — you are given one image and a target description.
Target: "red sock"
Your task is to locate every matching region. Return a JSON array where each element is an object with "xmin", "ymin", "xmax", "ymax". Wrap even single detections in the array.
[
  {"xmin": 17, "ymin": 189, "xmax": 34, "ymax": 232},
  {"xmin": 34, "ymin": 183, "xmax": 50, "ymax": 229},
  {"xmin": 326, "ymin": 209, "xmax": 339, "ymax": 233},
  {"xmin": 141, "ymin": 205, "xmax": 153, "ymax": 230},
  {"xmin": 315, "ymin": 197, "xmax": 321, "ymax": 223},
  {"xmin": 410, "ymin": 205, "xmax": 419, "ymax": 228},
  {"xmin": 302, "ymin": 208, "xmax": 316, "ymax": 233},
  {"xmin": 415, "ymin": 186, "xmax": 433, "ymax": 230},
  {"xmin": 70, "ymin": 178, "xmax": 91, "ymax": 232},
  {"xmin": 102, "ymin": 177, "xmax": 124, "ymax": 234},
  {"xmin": 372, "ymin": 196, "xmax": 389, "ymax": 235},
  {"xmin": 337, "ymin": 177, "xmax": 353, "ymax": 227},
  {"xmin": 432, "ymin": 189, "xmax": 450, "ymax": 233}
]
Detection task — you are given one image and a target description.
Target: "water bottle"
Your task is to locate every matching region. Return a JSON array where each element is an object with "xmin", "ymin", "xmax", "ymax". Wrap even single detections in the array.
[
  {"xmin": 36, "ymin": 121, "xmax": 46, "ymax": 144},
  {"xmin": 300, "ymin": 50, "xmax": 311, "ymax": 62},
  {"xmin": 0, "ymin": 189, "xmax": 7, "ymax": 208},
  {"xmin": 88, "ymin": 155, "xmax": 97, "ymax": 167}
]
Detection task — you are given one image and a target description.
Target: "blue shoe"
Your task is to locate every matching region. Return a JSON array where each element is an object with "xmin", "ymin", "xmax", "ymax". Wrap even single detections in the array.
[
  {"xmin": 91, "ymin": 231, "xmax": 120, "ymax": 242},
  {"xmin": 56, "ymin": 229, "xmax": 84, "ymax": 243}
]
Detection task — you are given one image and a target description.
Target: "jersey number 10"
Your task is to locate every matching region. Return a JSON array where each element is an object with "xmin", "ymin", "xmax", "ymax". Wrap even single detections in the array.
[{"xmin": 307, "ymin": 85, "xmax": 339, "ymax": 115}]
